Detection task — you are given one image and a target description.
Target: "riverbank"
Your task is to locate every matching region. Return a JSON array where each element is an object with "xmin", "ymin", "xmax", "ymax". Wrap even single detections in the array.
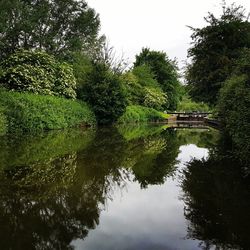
[
  {"xmin": 0, "ymin": 89, "xmax": 96, "ymax": 134},
  {"xmin": 0, "ymin": 89, "xmax": 174, "ymax": 135}
]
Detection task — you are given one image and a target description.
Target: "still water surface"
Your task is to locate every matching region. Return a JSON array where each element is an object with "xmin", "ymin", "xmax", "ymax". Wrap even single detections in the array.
[{"xmin": 0, "ymin": 124, "xmax": 249, "ymax": 250}]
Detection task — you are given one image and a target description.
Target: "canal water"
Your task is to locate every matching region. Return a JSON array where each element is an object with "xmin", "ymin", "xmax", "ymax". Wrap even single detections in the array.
[{"xmin": 0, "ymin": 124, "xmax": 249, "ymax": 250}]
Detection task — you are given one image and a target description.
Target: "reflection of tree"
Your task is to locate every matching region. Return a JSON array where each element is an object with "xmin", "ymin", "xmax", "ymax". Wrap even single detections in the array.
[
  {"xmin": 0, "ymin": 125, "xmax": 209, "ymax": 249},
  {"xmin": 121, "ymin": 127, "xmax": 180, "ymax": 188},
  {"xmin": 181, "ymin": 153, "xmax": 250, "ymax": 250},
  {"xmin": 0, "ymin": 129, "xmax": 101, "ymax": 250},
  {"xmin": 0, "ymin": 128, "xmax": 95, "ymax": 170},
  {"xmin": 0, "ymin": 127, "xmax": 131, "ymax": 250},
  {"xmin": 177, "ymin": 128, "xmax": 218, "ymax": 149}
]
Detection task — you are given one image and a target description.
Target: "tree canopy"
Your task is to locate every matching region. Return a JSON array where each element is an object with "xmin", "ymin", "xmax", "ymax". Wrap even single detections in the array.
[
  {"xmin": 134, "ymin": 48, "xmax": 180, "ymax": 110},
  {"xmin": 0, "ymin": 0, "xmax": 102, "ymax": 59},
  {"xmin": 186, "ymin": 3, "xmax": 250, "ymax": 105}
]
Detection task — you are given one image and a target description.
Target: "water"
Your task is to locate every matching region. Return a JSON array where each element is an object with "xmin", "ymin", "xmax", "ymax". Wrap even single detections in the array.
[{"xmin": 0, "ymin": 124, "xmax": 249, "ymax": 250}]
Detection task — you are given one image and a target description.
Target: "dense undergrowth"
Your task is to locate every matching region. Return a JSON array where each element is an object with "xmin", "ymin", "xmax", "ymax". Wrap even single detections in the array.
[
  {"xmin": 117, "ymin": 105, "xmax": 170, "ymax": 124},
  {"xmin": 0, "ymin": 89, "xmax": 96, "ymax": 133}
]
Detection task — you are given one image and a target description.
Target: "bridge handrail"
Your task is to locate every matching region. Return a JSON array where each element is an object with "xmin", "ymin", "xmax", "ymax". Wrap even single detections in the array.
[{"xmin": 167, "ymin": 112, "xmax": 212, "ymax": 115}]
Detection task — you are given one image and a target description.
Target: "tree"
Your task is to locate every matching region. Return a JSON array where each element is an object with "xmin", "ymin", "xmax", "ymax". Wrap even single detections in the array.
[
  {"xmin": 0, "ymin": 0, "xmax": 102, "ymax": 59},
  {"xmin": 82, "ymin": 63, "xmax": 127, "ymax": 124},
  {"xmin": 134, "ymin": 48, "xmax": 180, "ymax": 110},
  {"xmin": 186, "ymin": 2, "xmax": 250, "ymax": 105},
  {"xmin": 217, "ymin": 48, "xmax": 250, "ymax": 168}
]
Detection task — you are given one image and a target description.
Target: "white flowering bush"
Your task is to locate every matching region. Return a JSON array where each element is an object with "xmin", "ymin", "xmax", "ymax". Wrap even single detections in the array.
[{"xmin": 0, "ymin": 50, "xmax": 76, "ymax": 99}]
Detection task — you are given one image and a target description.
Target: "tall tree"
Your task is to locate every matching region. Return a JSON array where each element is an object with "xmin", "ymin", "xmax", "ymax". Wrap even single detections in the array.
[
  {"xmin": 186, "ymin": 2, "xmax": 250, "ymax": 105},
  {"xmin": 134, "ymin": 48, "xmax": 180, "ymax": 110},
  {"xmin": 0, "ymin": 0, "xmax": 102, "ymax": 59}
]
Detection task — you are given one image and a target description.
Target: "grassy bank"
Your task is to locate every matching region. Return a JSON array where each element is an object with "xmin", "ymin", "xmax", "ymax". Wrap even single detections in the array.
[
  {"xmin": 0, "ymin": 89, "xmax": 96, "ymax": 133},
  {"xmin": 118, "ymin": 105, "xmax": 169, "ymax": 124}
]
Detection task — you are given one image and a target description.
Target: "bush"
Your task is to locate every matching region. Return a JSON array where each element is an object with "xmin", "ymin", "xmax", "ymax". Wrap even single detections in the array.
[
  {"xmin": 0, "ymin": 107, "xmax": 7, "ymax": 135},
  {"xmin": 121, "ymin": 71, "xmax": 167, "ymax": 110},
  {"xmin": 177, "ymin": 95, "xmax": 211, "ymax": 112},
  {"xmin": 0, "ymin": 50, "xmax": 77, "ymax": 99},
  {"xmin": 120, "ymin": 72, "xmax": 145, "ymax": 105},
  {"xmin": 143, "ymin": 86, "xmax": 167, "ymax": 110},
  {"xmin": 117, "ymin": 105, "xmax": 166, "ymax": 124},
  {"xmin": 217, "ymin": 75, "xmax": 250, "ymax": 166},
  {"xmin": 83, "ymin": 63, "xmax": 127, "ymax": 124},
  {"xmin": 0, "ymin": 89, "xmax": 96, "ymax": 132}
]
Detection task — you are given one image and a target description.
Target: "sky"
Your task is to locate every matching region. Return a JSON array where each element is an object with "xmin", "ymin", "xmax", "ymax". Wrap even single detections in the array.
[{"xmin": 86, "ymin": 0, "xmax": 250, "ymax": 70}]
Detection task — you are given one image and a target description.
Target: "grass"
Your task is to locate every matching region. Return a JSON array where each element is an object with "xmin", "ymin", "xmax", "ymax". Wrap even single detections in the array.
[
  {"xmin": 117, "ymin": 105, "xmax": 168, "ymax": 124},
  {"xmin": 0, "ymin": 88, "xmax": 96, "ymax": 133}
]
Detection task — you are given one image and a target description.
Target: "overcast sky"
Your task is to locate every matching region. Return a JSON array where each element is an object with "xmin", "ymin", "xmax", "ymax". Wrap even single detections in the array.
[{"xmin": 86, "ymin": 0, "xmax": 250, "ymax": 69}]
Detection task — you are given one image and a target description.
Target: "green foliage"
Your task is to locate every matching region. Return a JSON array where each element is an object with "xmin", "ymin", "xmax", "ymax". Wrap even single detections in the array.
[
  {"xmin": 217, "ymin": 74, "xmax": 250, "ymax": 166},
  {"xmin": 143, "ymin": 86, "xmax": 167, "ymax": 110},
  {"xmin": 133, "ymin": 65, "xmax": 159, "ymax": 87},
  {"xmin": 83, "ymin": 63, "xmax": 127, "ymax": 124},
  {"xmin": 186, "ymin": 3, "xmax": 250, "ymax": 105},
  {"xmin": 0, "ymin": 107, "xmax": 7, "ymax": 136},
  {"xmin": 120, "ymin": 72, "xmax": 145, "ymax": 105},
  {"xmin": 177, "ymin": 95, "xmax": 210, "ymax": 112},
  {"xmin": 0, "ymin": 0, "xmax": 102, "ymax": 59},
  {"xmin": 117, "ymin": 105, "xmax": 166, "ymax": 124},
  {"xmin": 67, "ymin": 52, "xmax": 94, "ymax": 99},
  {"xmin": 121, "ymin": 68, "xmax": 167, "ymax": 110},
  {"xmin": 0, "ymin": 50, "xmax": 77, "ymax": 98},
  {"xmin": 134, "ymin": 48, "xmax": 180, "ymax": 110},
  {"xmin": 0, "ymin": 89, "xmax": 96, "ymax": 132}
]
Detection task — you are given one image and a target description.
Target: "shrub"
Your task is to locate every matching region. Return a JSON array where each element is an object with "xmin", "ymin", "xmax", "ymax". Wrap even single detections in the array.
[
  {"xmin": 120, "ymin": 72, "xmax": 145, "ymax": 105},
  {"xmin": 0, "ymin": 50, "xmax": 76, "ymax": 99},
  {"xmin": 117, "ymin": 105, "xmax": 166, "ymax": 124},
  {"xmin": 83, "ymin": 63, "xmax": 127, "ymax": 124},
  {"xmin": 120, "ymin": 71, "xmax": 167, "ymax": 110},
  {"xmin": 217, "ymin": 75, "xmax": 250, "ymax": 166},
  {"xmin": 0, "ymin": 107, "xmax": 7, "ymax": 135},
  {"xmin": 0, "ymin": 89, "xmax": 96, "ymax": 132},
  {"xmin": 143, "ymin": 86, "xmax": 167, "ymax": 110},
  {"xmin": 177, "ymin": 96, "xmax": 210, "ymax": 112}
]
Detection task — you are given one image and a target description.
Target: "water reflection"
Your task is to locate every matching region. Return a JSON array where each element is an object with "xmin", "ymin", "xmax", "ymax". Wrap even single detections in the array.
[
  {"xmin": 181, "ymin": 142, "xmax": 250, "ymax": 250},
  {"xmin": 0, "ymin": 124, "xmax": 248, "ymax": 249}
]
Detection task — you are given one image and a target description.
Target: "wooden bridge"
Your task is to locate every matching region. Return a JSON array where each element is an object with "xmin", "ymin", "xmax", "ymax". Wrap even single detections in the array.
[{"xmin": 167, "ymin": 111, "xmax": 212, "ymax": 121}]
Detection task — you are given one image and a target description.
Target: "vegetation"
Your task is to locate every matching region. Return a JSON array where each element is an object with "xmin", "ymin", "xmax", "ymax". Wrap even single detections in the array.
[
  {"xmin": 186, "ymin": 3, "xmax": 250, "ymax": 105},
  {"xmin": 134, "ymin": 48, "xmax": 181, "ymax": 110},
  {"xmin": 0, "ymin": 0, "xmax": 103, "ymax": 59},
  {"xmin": 82, "ymin": 63, "xmax": 127, "ymax": 124},
  {"xmin": 0, "ymin": 108, "xmax": 7, "ymax": 135},
  {"xmin": 0, "ymin": 50, "xmax": 77, "ymax": 99},
  {"xmin": 217, "ymin": 50, "xmax": 250, "ymax": 167},
  {"xmin": 0, "ymin": 89, "xmax": 96, "ymax": 132},
  {"xmin": 118, "ymin": 105, "xmax": 168, "ymax": 124},
  {"xmin": 177, "ymin": 95, "xmax": 210, "ymax": 112},
  {"xmin": 121, "ymin": 67, "xmax": 167, "ymax": 111}
]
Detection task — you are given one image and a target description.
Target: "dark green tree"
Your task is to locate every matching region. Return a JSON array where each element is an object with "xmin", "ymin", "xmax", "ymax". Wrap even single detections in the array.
[
  {"xmin": 83, "ymin": 63, "xmax": 127, "ymax": 124},
  {"xmin": 217, "ymin": 48, "xmax": 250, "ymax": 168},
  {"xmin": 0, "ymin": 0, "xmax": 102, "ymax": 59},
  {"xmin": 186, "ymin": 2, "xmax": 250, "ymax": 105},
  {"xmin": 134, "ymin": 48, "xmax": 180, "ymax": 110}
]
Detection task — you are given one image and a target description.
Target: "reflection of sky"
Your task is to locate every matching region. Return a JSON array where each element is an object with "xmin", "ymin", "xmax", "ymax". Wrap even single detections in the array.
[{"xmin": 71, "ymin": 144, "xmax": 209, "ymax": 250}]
